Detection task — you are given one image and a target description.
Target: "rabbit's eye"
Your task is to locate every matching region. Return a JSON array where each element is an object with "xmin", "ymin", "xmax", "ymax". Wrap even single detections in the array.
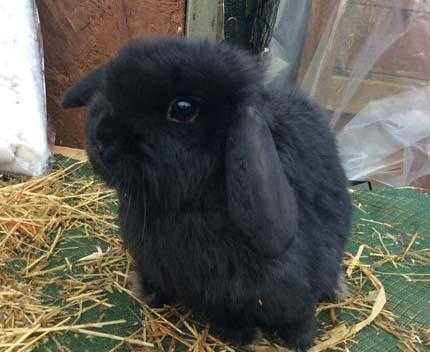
[{"xmin": 167, "ymin": 98, "xmax": 200, "ymax": 123}]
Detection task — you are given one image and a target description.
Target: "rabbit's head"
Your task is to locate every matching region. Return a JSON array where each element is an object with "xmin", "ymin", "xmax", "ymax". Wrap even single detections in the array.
[{"xmin": 63, "ymin": 37, "xmax": 263, "ymax": 202}]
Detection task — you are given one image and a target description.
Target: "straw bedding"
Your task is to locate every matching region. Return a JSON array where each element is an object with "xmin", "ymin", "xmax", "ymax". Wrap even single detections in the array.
[{"xmin": 0, "ymin": 156, "xmax": 428, "ymax": 351}]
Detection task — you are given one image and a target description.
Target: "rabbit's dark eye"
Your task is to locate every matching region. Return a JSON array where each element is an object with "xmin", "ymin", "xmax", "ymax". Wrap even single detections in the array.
[{"xmin": 167, "ymin": 98, "xmax": 200, "ymax": 123}]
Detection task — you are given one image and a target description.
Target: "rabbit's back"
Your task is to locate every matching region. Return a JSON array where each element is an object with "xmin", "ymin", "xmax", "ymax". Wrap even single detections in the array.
[{"xmin": 268, "ymin": 86, "xmax": 352, "ymax": 299}]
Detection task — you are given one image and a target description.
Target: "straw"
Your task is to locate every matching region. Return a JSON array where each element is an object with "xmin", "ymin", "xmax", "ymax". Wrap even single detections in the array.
[{"xmin": 1, "ymin": 158, "xmax": 428, "ymax": 351}]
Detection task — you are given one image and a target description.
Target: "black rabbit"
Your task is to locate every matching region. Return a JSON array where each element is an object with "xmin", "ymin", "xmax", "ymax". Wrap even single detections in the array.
[{"xmin": 63, "ymin": 37, "xmax": 352, "ymax": 351}]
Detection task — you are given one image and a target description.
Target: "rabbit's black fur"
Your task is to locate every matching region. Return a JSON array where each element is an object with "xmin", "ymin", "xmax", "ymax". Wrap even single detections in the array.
[{"xmin": 63, "ymin": 37, "xmax": 352, "ymax": 351}]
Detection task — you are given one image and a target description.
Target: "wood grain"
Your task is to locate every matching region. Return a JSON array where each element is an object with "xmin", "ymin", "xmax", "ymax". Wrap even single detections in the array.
[{"xmin": 36, "ymin": 0, "xmax": 185, "ymax": 148}]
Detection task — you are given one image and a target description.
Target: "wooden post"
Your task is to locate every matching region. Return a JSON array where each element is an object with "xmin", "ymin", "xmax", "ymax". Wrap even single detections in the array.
[{"xmin": 186, "ymin": 0, "xmax": 224, "ymax": 41}]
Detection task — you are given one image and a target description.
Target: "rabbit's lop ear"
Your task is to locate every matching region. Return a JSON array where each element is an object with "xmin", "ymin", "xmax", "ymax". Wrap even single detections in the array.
[
  {"xmin": 226, "ymin": 106, "xmax": 298, "ymax": 258},
  {"xmin": 62, "ymin": 64, "xmax": 107, "ymax": 108}
]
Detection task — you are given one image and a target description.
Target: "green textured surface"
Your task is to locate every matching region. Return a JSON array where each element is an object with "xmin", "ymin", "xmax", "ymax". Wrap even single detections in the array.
[
  {"xmin": 345, "ymin": 188, "xmax": 430, "ymax": 351},
  {"xmin": 3, "ymin": 158, "xmax": 429, "ymax": 351}
]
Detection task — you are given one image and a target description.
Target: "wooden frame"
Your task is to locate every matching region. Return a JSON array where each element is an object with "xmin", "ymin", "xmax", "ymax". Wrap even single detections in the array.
[{"xmin": 185, "ymin": 0, "xmax": 224, "ymax": 40}]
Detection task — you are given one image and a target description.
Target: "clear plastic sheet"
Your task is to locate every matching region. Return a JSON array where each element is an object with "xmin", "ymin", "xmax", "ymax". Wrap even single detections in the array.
[
  {"xmin": 265, "ymin": 1, "xmax": 311, "ymax": 86},
  {"xmin": 337, "ymin": 88, "xmax": 430, "ymax": 186},
  {"xmin": 268, "ymin": 0, "xmax": 430, "ymax": 187}
]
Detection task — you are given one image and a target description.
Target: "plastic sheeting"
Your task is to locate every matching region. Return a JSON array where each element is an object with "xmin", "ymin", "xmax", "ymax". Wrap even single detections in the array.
[
  {"xmin": 0, "ymin": 0, "xmax": 49, "ymax": 176},
  {"xmin": 337, "ymin": 88, "xmax": 430, "ymax": 186},
  {"xmin": 265, "ymin": 0, "xmax": 311, "ymax": 86},
  {"xmin": 268, "ymin": 0, "xmax": 430, "ymax": 187}
]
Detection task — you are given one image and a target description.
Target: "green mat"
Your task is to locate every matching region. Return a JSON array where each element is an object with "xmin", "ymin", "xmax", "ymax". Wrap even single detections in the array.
[
  {"xmin": 1, "ymin": 158, "xmax": 429, "ymax": 352},
  {"xmin": 342, "ymin": 188, "xmax": 429, "ymax": 351}
]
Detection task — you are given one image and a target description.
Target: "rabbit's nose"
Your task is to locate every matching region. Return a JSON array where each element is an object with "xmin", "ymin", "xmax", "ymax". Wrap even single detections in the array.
[
  {"xmin": 99, "ymin": 144, "xmax": 116, "ymax": 164},
  {"xmin": 94, "ymin": 138, "xmax": 115, "ymax": 164},
  {"xmin": 95, "ymin": 141, "xmax": 103, "ymax": 154}
]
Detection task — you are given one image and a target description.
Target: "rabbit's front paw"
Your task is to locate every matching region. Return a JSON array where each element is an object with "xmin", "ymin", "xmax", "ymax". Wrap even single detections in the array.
[
  {"xmin": 129, "ymin": 271, "xmax": 168, "ymax": 307},
  {"xmin": 275, "ymin": 317, "xmax": 315, "ymax": 352},
  {"xmin": 211, "ymin": 324, "xmax": 256, "ymax": 346}
]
